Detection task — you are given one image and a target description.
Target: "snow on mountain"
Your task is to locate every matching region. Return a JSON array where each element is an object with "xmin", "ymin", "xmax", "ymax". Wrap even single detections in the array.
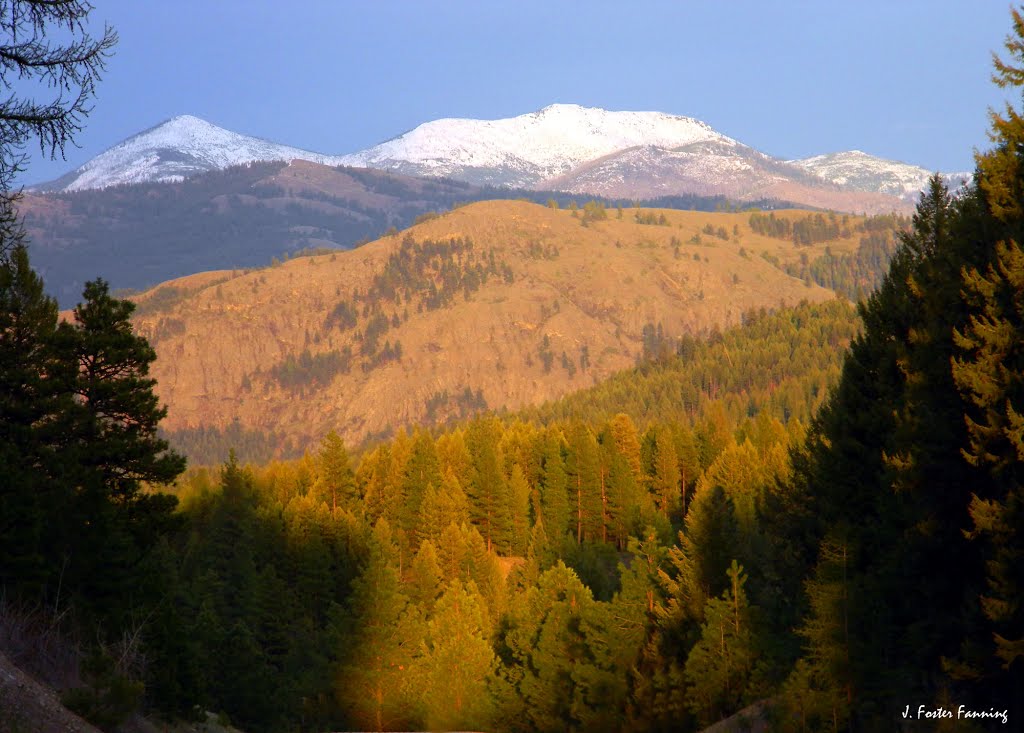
[
  {"xmin": 791, "ymin": 150, "xmax": 971, "ymax": 201},
  {"xmin": 542, "ymin": 140, "xmax": 915, "ymax": 214},
  {"xmin": 35, "ymin": 115, "xmax": 346, "ymax": 192},
  {"xmin": 336, "ymin": 103, "xmax": 733, "ymax": 187},
  {"xmin": 542, "ymin": 139, "xmax": 794, "ymax": 198},
  {"xmin": 33, "ymin": 107, "xmax": 965, "ymax": 211}
]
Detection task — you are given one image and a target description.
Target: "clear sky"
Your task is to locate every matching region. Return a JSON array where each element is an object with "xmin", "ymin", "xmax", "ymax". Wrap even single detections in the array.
[{"xmin": 18, "ymin": 1, "xmax": 1019, "ymax": 185}]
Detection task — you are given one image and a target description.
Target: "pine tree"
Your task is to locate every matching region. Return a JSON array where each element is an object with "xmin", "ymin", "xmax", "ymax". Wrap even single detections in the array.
[
  {"xmin": 466, "ymin": 417, "xmax": 512, "ymax": 553},
  {"xmin": 408, "ymin": 539, "xmax": 443, "ymax": 610},
  {"xmin": 648, "ymin": 425, "xmax": 682, "ymax": 518},
  {"xmin": 539, "ymin": 429, "xmax": 571, "ymax": 548},
  {"xmin": 313, "ymin": 430, "xmax": 357, "ymax": 512},
  {"xmin": 400, "ymin": 429, "xmax": 442, "ymax": 543},
  {"xmin": 565, "ymin": 422, "xmax": 601, "ymax": 544},
  {"xmin": 337, "ymin": 520, "xmax": 422, "ymax": 732},
  {"xmin": 0, "ymin": 237, "xmax": 62, "ymax": 593},
  {"xmin": 417, "ymin": 581, "xmax": 496, "ymax": 731},
  {"xmin": 683, "ymin": 561, "xmax": 755, "ymax": 728},
  {"xmin": 0, "ymin": 268, "xmax": 185, "ymax": 621},
  {"xmin": 509, "ymin": 463, "xmax": 533, "ymax": 556},
  {"xmin": 954, "ymin": 239, "xmax": 1024, "ymax": 671}
]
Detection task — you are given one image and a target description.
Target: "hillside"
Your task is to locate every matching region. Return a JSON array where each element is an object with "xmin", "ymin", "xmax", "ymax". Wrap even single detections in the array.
[
  {"xmin": 20, "ymin": 159, "xmax": 778, "ymax": 308},
  {"xmin": 127, "ymin": 200, "xmax": 897, "ymax": 459}
]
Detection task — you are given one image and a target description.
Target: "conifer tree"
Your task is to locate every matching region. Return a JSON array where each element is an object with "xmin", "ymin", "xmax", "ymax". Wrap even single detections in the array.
[
  {"xmin": 953, "ymin": 239, "xmax": 1024, "ymax": 672},
  {"xmin": 648, "ymin": 425, "xmax": 682, "ymax": 518},
  {"xmin": 466, "ymin": 416, "xmax": 512, "ymax": 552},
  {"xmin": 0, "ymin": 237, "xmax": 62, "ymax": 592},
  {"xmin": 504, "ymin": 562, "xmax": 598, "ymax": 733},
  {"xmin": 607, "ymin": 412, "xmax": 644, "ymax": 484},
  {"xmin": 417, "ymin": 469, "xmax": 470, "ymax": 545},
  {"xmin": 313, "ymin": 430, "xmax": 356, "ymax": 512},
  {"xmin": 509, "ymin": 463, "xmax": 533, "ymax": 556},
  {"xmin": 408, "ymin": 539, "xmax": 443, "ymax": 610},
  {"xmin": 417, "ymin": 581, "xmax": 496, "ymax": 731},
  {"xmin": 684, "ymin": 561, "xmax": 755, "ymax": 728},
  {"xmin": 565, "ymin": 422, "xmax": 601, "ymax": 544},
  {"xmin": 337, "ymin": 520, "xmax": 422, "ymax": 732},
  {"xmin": 672, "ymin": 484, "xmax": 739, "ymax": 624},
  {"xmin": 0, "ymin": 271, "xmax": 185, "ymax": 621},
  {"xmin": 539, "ymin": 429, "xmax": 571, "ymax": 548},
  {"xmin": 400, "ymin": 429, "xmax": 442, "ymax": 544},
  {"xmin": 437, "ymin": 521, "xmax": 469, "ymax": 583}
]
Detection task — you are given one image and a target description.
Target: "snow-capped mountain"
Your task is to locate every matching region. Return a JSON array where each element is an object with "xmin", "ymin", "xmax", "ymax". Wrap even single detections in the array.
[
  {"xmin": 540, "ymin": 139, "xmax": 924, "ymax": 214},
  {"xmin": 33, "ymin": 105, "xmax": 963, "ymax": 212},
  {"xmin": 34, "ymin": 115, "xmax": 346, "ymax": 192},
  {"xmin": 336, "ymin": 103, "xmax": 732, "ymax": 187},
  {"xmin": 791, "ymin": 150, "xmax": 971, "ymax": 202}
]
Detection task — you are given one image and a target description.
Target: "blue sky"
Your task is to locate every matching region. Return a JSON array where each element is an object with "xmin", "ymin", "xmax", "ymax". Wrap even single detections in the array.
[{"xmin": 20, "ymin": 1, "xmax": 1018, "ymax": 185}]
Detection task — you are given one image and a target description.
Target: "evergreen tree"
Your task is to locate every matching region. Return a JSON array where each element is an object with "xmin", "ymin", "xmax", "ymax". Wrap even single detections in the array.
[
  {"xmin": 313, "ymin": 430, "xmax": 356, "ymax": 512},
  {"xmin": 539, "ymin": 429, "xmax": 571, "ymax": 548},
  {"xmin": 565, "ymin": 422, "xmax": 601, "ymax": 544},
  {"xmin": 400, "ymin": 429, "xmax": 442, "ymax": 542},
  {"xmin": 509, "ymin": 463, "xmax": 533, "ymax": 556},
  {"xmin": 684, "ymin": 561, "xmax": 755, "ymax": 728},
  {"xmin": 648, "ymin": 425, "xmax": 682, "ymax": 518},
  {"xmin": 0, "ymin": 261, "xmax": 184, "ymax": 622},
  {"xmin": 408, "ymin": 539, "xmax": 443, "ymax": 610},
  {"xmin": 953, "ymin": 239, "xmax": 1024, "ymax": 672},
  {"xmin": 466, "ymin": 416, "xmax": 512, "ymax": 552},
  {"xmin": 418, "ymin": 581, "xmax": 496, "ymax": 731},
  {"xmin": 0, "ymin": 237, "xmax": 62, "ymax": 593},
  {"xmin": 337, "ymin": 520, "xmax": 422, "ymax": 732},
  {"xmin": 670, "ymin": 484, "xmax": 739, "ymax": 624},
  {"xmin": 504, "ymin": 562, "xmax": 597, "ymax": 733}
]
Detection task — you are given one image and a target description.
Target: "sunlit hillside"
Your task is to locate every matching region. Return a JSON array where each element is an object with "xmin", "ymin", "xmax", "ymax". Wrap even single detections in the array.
[{"xmin": 128, "ymin": 200, "xmax": 900, "ymax": 456}]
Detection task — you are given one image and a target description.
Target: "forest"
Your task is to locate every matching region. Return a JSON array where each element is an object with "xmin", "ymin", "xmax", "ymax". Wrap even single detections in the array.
[{"xmin": 3, "ymin": 8, "xmax": 1024, "ymax": 733}]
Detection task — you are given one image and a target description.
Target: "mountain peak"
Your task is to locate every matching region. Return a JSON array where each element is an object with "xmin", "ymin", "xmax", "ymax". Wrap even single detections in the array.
[
  {"xmin": 338, "ymin": 104, "xmax": 730, "ymax": 187},
  {"xmin": 35, "ymin": 115, "xmax": 343, "ymax": 192},
  {"xmin": 792, "ymin": 150, "xmax": 971, "ymax": 199}
]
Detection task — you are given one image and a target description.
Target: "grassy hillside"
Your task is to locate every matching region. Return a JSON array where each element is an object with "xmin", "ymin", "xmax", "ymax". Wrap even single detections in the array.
[{"xmin": 134, "ymin": 201, "xmax": 894, "ymax": 459}]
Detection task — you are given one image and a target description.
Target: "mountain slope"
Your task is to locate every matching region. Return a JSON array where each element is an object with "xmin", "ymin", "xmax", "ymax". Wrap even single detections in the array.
[
  {"xmin": 33, "ymin": 114, "xmax": 347, "ymax": 192},
  {"xmin": 542, "ymin": 140, "xmax": 910, "ymax": 214},
  {"xmin": 128, "ymin": 201, "xmax": 894, "ymax": 459},
  {"xmin": 337, "ymin": 103, "xmax": 731, "ymax": 187},
  {"xmin": 20, "ymin": 161, "xmax": 484, "ymax": 305},
  {"xmin": 791, "ymin": 150, "xmax": 971, "ymax": 201},
  {"xmin": 30, "ymin": 106, "xmax": 962, "ymax": 223}
]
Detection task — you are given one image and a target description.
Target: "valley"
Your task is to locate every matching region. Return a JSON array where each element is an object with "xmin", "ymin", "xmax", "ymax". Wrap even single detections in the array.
[{"xmin": 2, "ymin": 7, "xmax": 1013, "ymax": 729}]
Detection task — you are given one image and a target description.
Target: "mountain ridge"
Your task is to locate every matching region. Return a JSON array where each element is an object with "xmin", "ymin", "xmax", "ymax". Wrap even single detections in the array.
[
  {"xmin": 33, "ymin": 105, "xmax": 963, "ymax": 211},
  {"xmin": 33, "ymin": 114, "xmax": 349, "ymax": 192}
]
